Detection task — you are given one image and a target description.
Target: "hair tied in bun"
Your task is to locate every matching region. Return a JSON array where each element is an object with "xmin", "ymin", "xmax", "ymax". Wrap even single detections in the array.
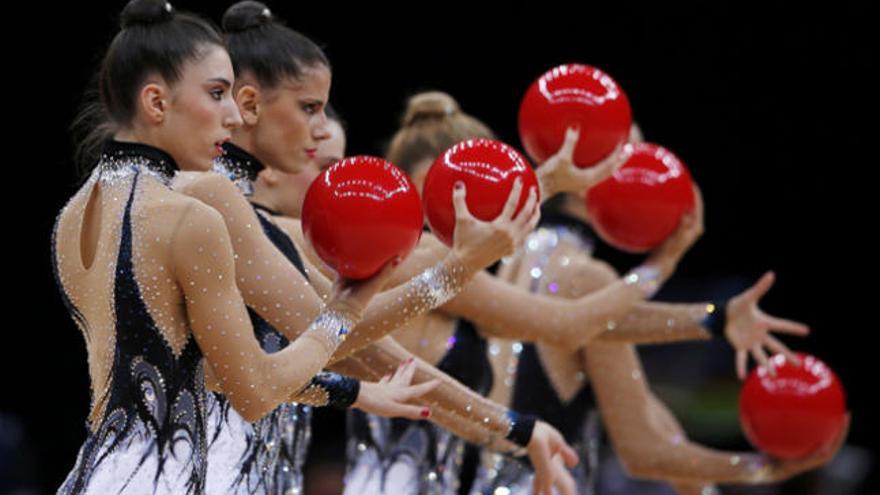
[
  {"xmin": 120, "ymin": 0, "xmax": 175, "ymax": 29},
  {"xmin": 222, "ymin": 1, "xmax": 275, "ymax": 33}
]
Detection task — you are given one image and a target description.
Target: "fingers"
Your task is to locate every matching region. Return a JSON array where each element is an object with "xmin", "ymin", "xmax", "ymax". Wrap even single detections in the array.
[
  {"xmin": 530, "ymin": 439, "xmax": 553, "ymax": 495},
  {"xmin": 763, "ymin": 335, "xmax": 800, "ymax": 366},
  {"xmin": 747, "ymin": 270, "xmax": 776, "ymax": 302},
  {"xmin": 579, "ymin": 142, "xmax": 629, "ymax": 189},
  {"xmin": 397, "ymin": 379, "xmax": 441, "ymax": 402},
  {"xmin": 582, "ymin": 143, "xmax": 623, "ymax": 185},
  {"xmin": 554, "ymin": 435, "xmax": 580, "ymax": 468},
  {"xmin": 610, "ymin": 142, "xmax": 632, "ymax": 171},
  {"xmin": 392, "ymin": 403, "xmax": 432, "ymax": 421},
  {"xmin": 678, "ymin": 210, "xmax": 697, "ymax": 232},
  {"xmin": 344, "ymin": 255, "xmax": 403, "ymax": 300},
  {"xmin": 763, "ymin": 313, "xmax": 811, "ymax": 336},
  {"xmin": 451, "ymin": 181, "xmax": 472, "ymax": 221},
  {"xmin": 692, "ymin": 183, "xmax": 705, "ymax": 219},
  {"xmin": 558, "ymin": 125, "xmax": 580, "ymax": 160},
  {"xmin": 752, "ymin": 344, "xmax": 775, "ymax": 376},
  {"xmin": 499, "ymin": 177, "xmax": 524, "ymax": 221},
  {"xmin": 552, "ymin": 454, "xmax": 576, "ymax": 495},
  {"xmin": 394, "ymin": 356, "xmax": 417, "ymax": 385},
  {"xmin": 736, "ymin": 350, "xmax": 748, "ymax": 380},
  {"xmin": 526, "ymin": 198, "xmax": 542, "ymax": 232},
  {"xmin": 513, "ymin": 186, "xmax": 539, "ymax": 228}
]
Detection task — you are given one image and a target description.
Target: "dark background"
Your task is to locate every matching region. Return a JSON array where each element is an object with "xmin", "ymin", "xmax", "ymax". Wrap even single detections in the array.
[{"xmin": 3, "ymin": 1, "xmax": 875, "ymax": 494}]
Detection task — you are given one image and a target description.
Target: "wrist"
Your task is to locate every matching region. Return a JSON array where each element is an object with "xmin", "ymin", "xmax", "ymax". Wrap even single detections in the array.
[
  {"xmin": 333, "ymin": 377, "xmax": 361, "ymax": 409},
  {"xmin": 705, "ymin": 300, "xmax": 727, "ymax": 339},
  {"xmin": 645, "ymin": 251, "xmax": 679, "ymax": 280},
  {"xmin": 505, "ymin": 410, "xmax": 537, "ymax": 448},
  {"xmin": 446, "ymin": 248, "xmax": 477, "ymax": 279},
  {"xmin": 351, "ymin": 382, "xmax": 366, "ymax": 410},
  {"xmin": 305, "ymin": 305, "xmax": 359, "ymax": 353}
]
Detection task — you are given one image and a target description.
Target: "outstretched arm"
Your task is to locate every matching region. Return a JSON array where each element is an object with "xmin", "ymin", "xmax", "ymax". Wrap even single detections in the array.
[
  {"xmin": 174, "ymin": 172, "xmax": 536, "ymax": 362},
  {"xmin": 289, "ymin": 220, "xmax": 709, "ymax": 348},
  {"xmin": 583, "ymin": 341, "xmax": 846, "ymax": 484}
]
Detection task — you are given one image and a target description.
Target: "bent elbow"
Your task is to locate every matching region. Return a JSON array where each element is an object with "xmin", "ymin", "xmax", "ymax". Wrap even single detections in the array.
[{"xmin": 225, "ymin": 390, "xmax": 273, "ymax": 423}]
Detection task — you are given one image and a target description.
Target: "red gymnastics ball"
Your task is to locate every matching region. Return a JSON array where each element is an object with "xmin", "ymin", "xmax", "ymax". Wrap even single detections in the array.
[
  {"xmin": 740, "ymin": 353, "xmax": 847, "ymax": 460},
  {"xmin": 302, "ymin": 156, "xmax": 423, "ymax": 279},
  {"xmin": 519, "ymin": 63, "xmax": 632, "ymax": 168},
  {"xmin": 422, "ymin": 139, "xmax": 539, "ymax": 246},
  {"xmin": 585, "ymin": 143, "xmax": 695, "ymax": 253}
]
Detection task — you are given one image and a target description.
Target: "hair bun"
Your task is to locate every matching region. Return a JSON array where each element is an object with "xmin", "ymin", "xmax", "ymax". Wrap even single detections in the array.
[
  {"xmin": 222, "ymin": 1, "xmax": 274, "ymax": 33},
  {"xmin": 120, "ymin": 0, "xmax": 174, "ymax": 29},
  {"xmin": 404, "ymin": 91, "xmax": 460, "ymax": 126}
]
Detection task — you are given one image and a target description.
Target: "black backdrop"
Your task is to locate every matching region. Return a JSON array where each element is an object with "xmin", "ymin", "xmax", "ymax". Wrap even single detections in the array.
[{"xmin": 4, "ymin": 1, "xmax": 875, "ymax": 493}]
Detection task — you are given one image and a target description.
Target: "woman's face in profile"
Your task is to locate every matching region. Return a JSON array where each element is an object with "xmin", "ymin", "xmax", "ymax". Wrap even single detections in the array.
[
  {"xmin": 250, "ymin": 64, "xmax": 332, "ymax": 175},
  {"xmin": 160, "ymin": 44, "xmax": 242, "ymax": 170},
  {"xmin": 273, "ymin": 119, "xmax": 346, "ymax": 219}
]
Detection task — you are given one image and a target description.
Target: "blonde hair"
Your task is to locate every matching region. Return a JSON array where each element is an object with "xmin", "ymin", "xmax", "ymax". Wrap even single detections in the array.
[{"xmin": 386, "ymin": 91, "xmax": 495, "ymax": 173}]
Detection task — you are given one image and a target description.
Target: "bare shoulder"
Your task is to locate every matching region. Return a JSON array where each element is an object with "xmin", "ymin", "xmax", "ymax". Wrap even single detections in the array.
[
  {"xmin": 163, "ymin": 198, "xmax": 234, "ymax": 270},
  {"xmin": 172, "ymin": 170, "xmax": 243, "ymax": 205},
  {"xmin": 170, "ymin": 200, "xmax": 229, "ymax": 248}
]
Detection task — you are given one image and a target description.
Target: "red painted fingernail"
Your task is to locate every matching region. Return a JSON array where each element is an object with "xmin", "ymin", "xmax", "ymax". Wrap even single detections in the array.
[
  {"xmin": 420, "ymin": 408, "xmax": 431, "ymax": 418},
  {"xmin": 454, "ymin": 181, "xmax": 464, "ymax": 190}
]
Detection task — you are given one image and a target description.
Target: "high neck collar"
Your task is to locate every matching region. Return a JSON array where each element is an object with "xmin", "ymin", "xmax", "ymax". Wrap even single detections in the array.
[
  {"xmin": 98, "ymin": 139, "xmax": 179, "ymax": 186},
  {"xmin": 214, "ymin": 142, "xmax": 266, "ymax": 196}
]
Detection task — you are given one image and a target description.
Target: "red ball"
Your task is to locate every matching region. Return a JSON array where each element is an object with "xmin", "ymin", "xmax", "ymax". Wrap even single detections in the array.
[
  {"xmin": 585, "ymin": 143, "xmax": 695, "ymax": 253},
  {"xmin": 519, "ymin": 63, "xmax": 632, "ymax": 168},
  {"xmin": 301, "ymin": 156, "xmax": 423, "ymax": 279},
  {"xmin": 422, "ymin": 139, "xmax": 539, "ymax": 246},
  {"xmin": 740, "ymin": 353, "xmax": 847, "ymax": 460}
]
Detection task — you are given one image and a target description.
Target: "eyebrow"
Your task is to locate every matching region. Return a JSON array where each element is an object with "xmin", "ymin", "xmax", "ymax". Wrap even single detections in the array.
[{"xmin": 207, "ymin": 78, "xmax": 232, "ymax": 88}]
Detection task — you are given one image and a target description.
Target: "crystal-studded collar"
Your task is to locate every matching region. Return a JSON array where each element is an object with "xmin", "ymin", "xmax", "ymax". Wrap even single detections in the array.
[
  {"xmin": 98, "ymin": 139, "xmax": 179, "ymax": 187},
  {"xmin": 214, "ymin": 142, "xmax": 266, "ymax": 196}
]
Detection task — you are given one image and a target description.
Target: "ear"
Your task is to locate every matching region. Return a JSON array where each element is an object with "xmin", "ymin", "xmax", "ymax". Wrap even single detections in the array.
[
  {"xmin": 235, "ymin": 84, "xmax": 261, "ymax": 126},
  {"xmin": 139, "ymin": 82, "xmax": 168, "ymax": 124}
]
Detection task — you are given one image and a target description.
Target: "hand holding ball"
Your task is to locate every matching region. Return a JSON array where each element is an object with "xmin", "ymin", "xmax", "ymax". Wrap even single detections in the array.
[
  {"xmin": 422, "ymin": 139, "xmax": 540, "ymax": 246},
  {"xmin": 302, "ymin": 156, "xmax": 423, "ymax": 279},
  {"xmin": 585, "ymin": 143, "xmax": 695, "ymax": 253},
  {"xmin": 740, "ymin": 353, "xmax": 847, "ymax": 460},
  {"xmin": 519, "ymin": 63, "xmax": 632, "ymax": 167}
]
